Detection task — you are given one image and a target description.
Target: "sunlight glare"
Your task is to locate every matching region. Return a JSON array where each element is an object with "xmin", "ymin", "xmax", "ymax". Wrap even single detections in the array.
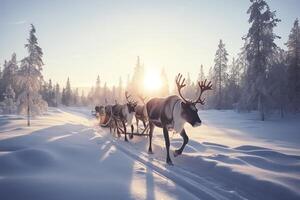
[{"xmin": 144, "ymin": 68, "xmax": 162, "ymax": 91}]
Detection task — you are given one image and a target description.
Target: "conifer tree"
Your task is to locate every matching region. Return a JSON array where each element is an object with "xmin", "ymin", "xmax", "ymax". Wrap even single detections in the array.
[
  {"xmin": 240, "ymin": 0, "xmax": 280, "ymax": 120},
  {"xmin": 286, "ymin": 18, "xmax": 300, "ymax": 112}
]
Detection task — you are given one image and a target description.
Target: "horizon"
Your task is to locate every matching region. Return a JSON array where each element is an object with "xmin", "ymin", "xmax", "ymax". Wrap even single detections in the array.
[{"xmin": 1, "ymin": 0, "xmax": 300, "ymax": 88}]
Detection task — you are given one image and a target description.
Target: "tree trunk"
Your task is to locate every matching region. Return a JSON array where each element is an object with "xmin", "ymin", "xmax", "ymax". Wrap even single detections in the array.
[{"xmin": 27, "ymin": 92, "xmax": 30, "ymax": 126}]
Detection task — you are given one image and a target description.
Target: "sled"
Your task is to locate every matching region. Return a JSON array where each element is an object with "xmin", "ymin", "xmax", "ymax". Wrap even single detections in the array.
[{"xmin": 99, "ymin": 112, "xmax": 112, "ymax": 127}]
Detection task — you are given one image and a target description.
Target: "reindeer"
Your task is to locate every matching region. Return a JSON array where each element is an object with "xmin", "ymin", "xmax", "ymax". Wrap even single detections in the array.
[
  {"xmin": 94, "ymin": 105, "xmax": 102, "ymax": 119},
  {"xmin": 134, "ymin": 95, "xmax": 148, "ymax": 134},
  {"xmin": 146, "ymin": 73, "xmax": 212, "ymax": 165},
  {"xmin": 111, "ymin": 92, "xmax": 137, "ymax": 141}
]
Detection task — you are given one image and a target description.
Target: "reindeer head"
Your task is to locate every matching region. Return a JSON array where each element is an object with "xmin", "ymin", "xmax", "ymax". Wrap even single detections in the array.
[
  {"xmin": 175, "ymin": 73, "xmax": 212, "ymax": 127},
  {"xmin": 125, "ymin": 91, "xmax": 138, "ymax": 113}
]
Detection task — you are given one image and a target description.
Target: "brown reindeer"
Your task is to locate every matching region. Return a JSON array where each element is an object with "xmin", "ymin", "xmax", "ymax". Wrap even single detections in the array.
[{"xmin": 146, "ymin": 73, "xmax": 212, "ymax": 165}]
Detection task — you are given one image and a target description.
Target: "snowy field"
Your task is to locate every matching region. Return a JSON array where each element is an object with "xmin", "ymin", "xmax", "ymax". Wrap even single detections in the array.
[{"xmin": 0, "ymin": 107, "xmax": 299, "ymax": 200}]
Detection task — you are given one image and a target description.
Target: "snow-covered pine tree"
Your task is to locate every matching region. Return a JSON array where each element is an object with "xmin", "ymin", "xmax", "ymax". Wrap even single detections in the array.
[
  {"xmin": 212, "ymin": 39, "xmax": 228, "ymax": 109},
  {"xmin": 64, "ymin": 77, "xmax": 72, "ymax": 106},
  {"xmin": 0, "ymin": 84, "xmax": 17, "ymax": 114},
  {"xmin": 267, "ymin": 48, "xmax": 287, "ymax": 117},
  {"xmin": 73, "ymin": 88, "xmax": 80, "ymax": 106},
  {"xmin": 130, "ymin": 56, "xmax": 145, "ymax": 96},
  {"xmin": 102, "ymin": 82, "xmax": 107, "ymax": 103},
  {"xmin": 240, "ymin": 0, "xmax": 280, "ymax": 120},
  {"xmin": 286, "ymin": 18, "xmax": 300, "ymax": 112},
  {"xmin": 118, "ymin": 76, "xmax": 123, "ymax": 103},
  {"xmin": 17, "ymin": 24, "xmax": 47, "ymax": 126},
  {"xmin": 225, "ymin": 58, "xmax": 241, "ymax": 108},
  {"xmin": 94, "ymin": 75, "xmax": 101, "ymax": 105},
  {"xmin": 112, "ymin": 85, "xmax": 116, "ymax": 102},
  {"xmin": 80, "ymin": 91, "xmax": 87, "ymax": 106},
  {"xmin": 48, "ymin": 79, "xmax": 55, "ymax": 106},
  {"xmin": 198, "ymin": 64, "xmax": 205, "ymax": 82},
  {"xmin": 160, "ymin": 68, "xmax": 169, "ymax": 97},
  {"xmin": 87, "ymin": 87, "xmax": 94, "ymax": 105},
  {"xmin": 0, "ymin": 53, "xmax": 19, "ymax": 101},
  {"xmin": 54, "ymin": 83, "xmax": 60, "ymax": 106},
  {"xmin": 61, "ymin": 88, "xmax": 66, "ymax": 105}
]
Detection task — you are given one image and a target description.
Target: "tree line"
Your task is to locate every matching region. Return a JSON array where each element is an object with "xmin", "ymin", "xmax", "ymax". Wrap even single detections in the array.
[
  {"xmin": 0, "ymin": 0, "xmax": 299, "ymax": 121},
  {"xmin": 172, "ymin": 0, "xmax": 300, "ymax": 120}
]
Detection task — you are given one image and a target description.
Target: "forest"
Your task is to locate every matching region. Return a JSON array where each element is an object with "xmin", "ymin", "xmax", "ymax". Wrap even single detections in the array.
[{"xmin": 0, "ymin": 0, "xmax": 299, "ymax": 121}]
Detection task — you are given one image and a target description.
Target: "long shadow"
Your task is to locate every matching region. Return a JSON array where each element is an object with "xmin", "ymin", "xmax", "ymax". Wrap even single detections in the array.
[{"xmin": 0, "ymin": 123, "xmax": 137, "ymax": 200}]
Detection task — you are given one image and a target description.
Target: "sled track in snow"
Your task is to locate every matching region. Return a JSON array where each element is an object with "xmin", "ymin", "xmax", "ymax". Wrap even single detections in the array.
[{"xmin": 94, "ymin": 127, "xmax": 245, "ymax": 200}]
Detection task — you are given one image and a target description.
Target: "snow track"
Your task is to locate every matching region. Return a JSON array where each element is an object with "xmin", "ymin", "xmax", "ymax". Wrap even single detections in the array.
[{"xmin": 94, "ymin": 126, "xmax": 246, "ymax": 200}]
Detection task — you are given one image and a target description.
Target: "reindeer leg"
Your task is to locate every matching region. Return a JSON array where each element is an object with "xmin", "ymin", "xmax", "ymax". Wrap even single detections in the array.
[
  {"xmin": 122, "ymin": 121, "xmax": 128, "ymax": 142},
  {"xmin": 130, "ymin": 124, "xmax": 134, "ymax": 139},
  {"xmin": 136, "ymin": 118, "xmax": 139, "ymax": 133},
  {"xmin": 174, "ymin": 128, "xmax": 189, "ymax": 157},
  {"xmin": 163, "ymin": 126, "xmax": 173, "ymax": 165},
  {"xmin": 148, "ymin": 122, "xmax": 154, "ymax": 154},
  {"xmin": 142, "ymin": 120, "xmax": 147, "ymax": 135},
  {"xmin": 115, "ymin": 119, "xmax": 120, "ymax": 137}
]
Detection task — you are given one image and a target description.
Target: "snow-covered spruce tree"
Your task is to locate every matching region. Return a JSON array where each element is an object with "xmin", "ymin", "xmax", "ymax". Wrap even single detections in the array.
[
  {"xmin": 240, "ymin": 0, "xmax": 280, "ymax": 120},
  {"xmin": 160, "ymin": 68, "xmax": 169, "ymax": 97},
  {"xmin": 225, "ymin": 58, "xmax": 241, "ymax": 109},
  {"xmin": 87, "ymin": 87, "xmax": 94, "ymax": 105},
  {"xmin": 54, "ymin": 83, "xmax": 61, "ymax": 106},
  {"xmin": 41, "ymin": 79, "xmax": 56, "ymax": 107},
  {"xmin": 73, "ymin": 88, "xmax": 80, "ymax": 106},
  {"xmin": 267, "ymin": 48, "xmax": 288, "ymax": 117},
  {"xmin": 94, "ymin": 75, "xmax": 101, "ymax": 105},
  {"xmin": 0, "ymin": 53, "xmax": 19, "ymax": 101},
  {"xmin": 62, "ymin": 77, "xmax": 72, "ymax": 106},
  {"xmin": 80, "ymin": 91, "xmax": 87, "ymax": 106},
  {"xmin": 286, "ymin": 18, "xmax": 300, "ymax": 112},
  {"xmin": 0, "ymin": 84, "xmax": 17, "ymax": 114},
  {"xmin": 198, "ymin": 64, "xmax": 205, "ymax": 82},
  {"xmin": 117, "ymin": 76, "xmax": 123, "ymax": 103},
  {"xmin": 61, "ymin": 88, "xmax": 66, "ymax": 105},
  {"xmin": 112, "ymin": 86, "xmax": 116, "ymax": 102},
  {"xmin": 102, "ymin": 82, "xmax": 107, "ymax": 103},
  {"xmin": 212, "ymin": 39, "xmax": 228, "ymax": 109},
  {"xmin": 130, "ymin": 56, "xmax": 145, "ymax": 96},
  {"xmin": 17, "ymin": 24, "xmax": 47, "ymax": 126},
  {"xmin": 47, "ymin": 79, "xmax": 56, "ymax": 106}
]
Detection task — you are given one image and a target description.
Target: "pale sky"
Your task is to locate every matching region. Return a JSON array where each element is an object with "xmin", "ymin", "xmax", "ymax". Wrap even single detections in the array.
[{"xmin": 1, "ymin": 0, "xmax": 299, "ymax": 88}]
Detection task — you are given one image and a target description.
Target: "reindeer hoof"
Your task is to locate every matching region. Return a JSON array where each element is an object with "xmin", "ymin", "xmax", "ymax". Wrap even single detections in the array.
[
  {"xmin": 173, "ymin": 150, "xmax": 181, "ymax": 157},
  {"xmin": 148, "ymin": 150, "xmax": 153, "ymax": 154},
  {"xmin": 166, "ymin": 159, "xmax": 173, "ymax": 166}
]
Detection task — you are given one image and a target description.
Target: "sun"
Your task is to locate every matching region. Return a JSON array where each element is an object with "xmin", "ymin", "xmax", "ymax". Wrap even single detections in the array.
[{"xmin": 144, "ymin": 68, "xmax": 162, "ymax": 91}]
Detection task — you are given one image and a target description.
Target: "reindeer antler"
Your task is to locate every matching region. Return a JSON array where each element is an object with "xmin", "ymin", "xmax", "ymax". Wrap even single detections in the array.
[
  {"xmin": 175, "ymin": 73, "xmax": 212, "ymax": 105},
  {"xmin": 175, "ymin": 73, "xmax": 190, "ymax": 103},
  {"xmin": 195, "ymin": 79, "xmax": 213, "ymax": 105},
  {"xmin": 125, "ymin": 91, "xmax": 138, "ymax": 105}
]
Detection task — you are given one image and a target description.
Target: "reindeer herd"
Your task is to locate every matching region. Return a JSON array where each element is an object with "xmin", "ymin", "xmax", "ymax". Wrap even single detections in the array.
[{"xmin": 94, "ymin": 73, "xmax": 212, "ymax": 165}]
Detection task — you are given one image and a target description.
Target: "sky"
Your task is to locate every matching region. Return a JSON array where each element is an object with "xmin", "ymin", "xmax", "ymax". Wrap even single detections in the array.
[{"xmin": 1, "ymin": 0, "xmax": 299, "ymax": 88}]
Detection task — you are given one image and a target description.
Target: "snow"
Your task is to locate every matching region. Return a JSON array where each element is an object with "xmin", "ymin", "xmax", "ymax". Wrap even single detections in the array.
[{"xmin": 0, "ymin": 107, "xmax": 300, "ymax": 200}]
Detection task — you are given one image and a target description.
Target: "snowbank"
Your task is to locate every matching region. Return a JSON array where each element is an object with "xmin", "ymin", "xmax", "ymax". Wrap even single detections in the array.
[{"xmin": 0, "ymin": 107, "xmax": 299, "ymax": 200}]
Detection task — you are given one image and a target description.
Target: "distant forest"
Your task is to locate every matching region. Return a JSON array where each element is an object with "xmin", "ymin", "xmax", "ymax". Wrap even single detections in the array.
[{"xmin": 0, "ymin": 0, "xmax": 299, "ymax": 121}]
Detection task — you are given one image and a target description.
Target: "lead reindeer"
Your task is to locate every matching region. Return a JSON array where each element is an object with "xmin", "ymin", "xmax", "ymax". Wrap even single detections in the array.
[{"xmin": 146, "ymin": 73, "xmax": 212, "ymax": 165}]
